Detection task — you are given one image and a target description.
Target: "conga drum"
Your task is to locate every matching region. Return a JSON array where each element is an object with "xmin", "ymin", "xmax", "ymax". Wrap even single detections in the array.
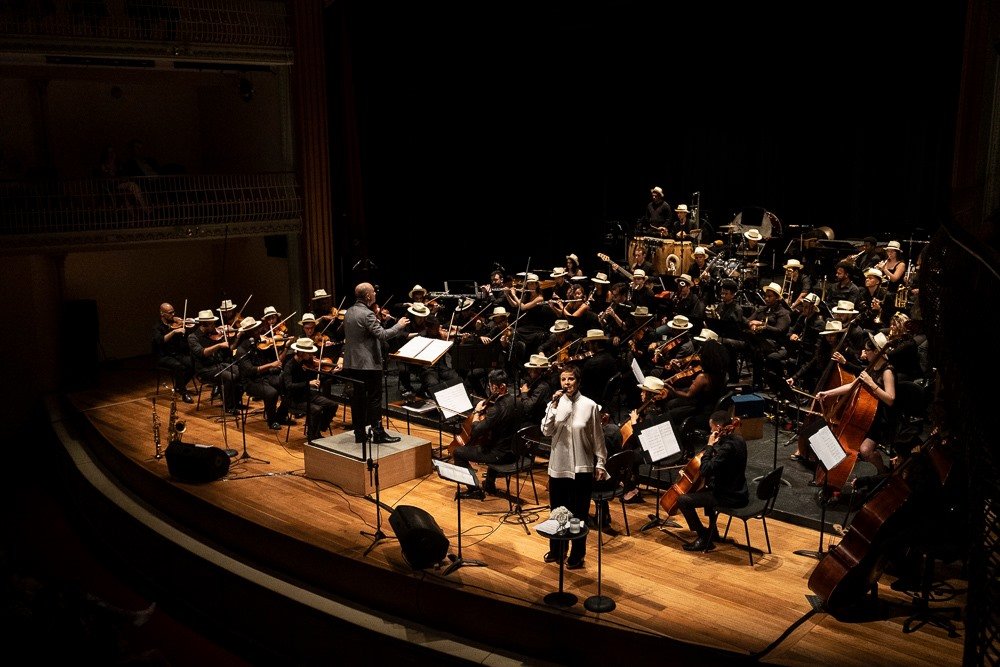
[{"xmin": 678, "ymin": 241, "xmax": 695, "ymax": 275}]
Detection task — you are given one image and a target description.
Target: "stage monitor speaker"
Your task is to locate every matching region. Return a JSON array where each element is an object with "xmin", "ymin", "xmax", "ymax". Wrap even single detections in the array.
[
  {"xmin": 389, "ymin": 505, "xmax": 449, "ymax": 570},
  {"xmin": 165, "ymin": 441, "xmax": 230, "ymax": 483}
]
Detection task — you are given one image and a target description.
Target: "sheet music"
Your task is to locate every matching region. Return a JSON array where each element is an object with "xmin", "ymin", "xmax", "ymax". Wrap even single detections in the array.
[
  {"xmin": 630, "ymin": 358, "xmax": 644, "ymax": 386},
  {"xmin": 432, "ymin": 459, "xmax": 478, "ymax": 486},
  {"xmin": 416, "ymin": 338, "xmax": 452, "ymax": 362},
  {"xmin": 809, "ymin": 424, "xmax": 848, "ymax": 471},
  {"xmin": 395, "ymin": 335, "xmax": 433, "ymax": 358},
  {"xmin": 433, "ymin": 382, "xmax": 474, "ymax": 419},
  {"xmin": 638, "ymin": 420, "xmax": 681, "ymax": 463}
]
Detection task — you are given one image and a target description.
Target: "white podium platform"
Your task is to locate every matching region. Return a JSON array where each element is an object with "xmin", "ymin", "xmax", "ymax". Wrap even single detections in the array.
[{"xmin": 304, "ymin": 431, "xmax": 433, "ymax": 495}]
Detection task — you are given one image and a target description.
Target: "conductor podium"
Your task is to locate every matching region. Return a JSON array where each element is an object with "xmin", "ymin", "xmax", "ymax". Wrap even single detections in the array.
[{"xmin": 304, "ymin": 432, "xmax": 433, "ymax": 494}]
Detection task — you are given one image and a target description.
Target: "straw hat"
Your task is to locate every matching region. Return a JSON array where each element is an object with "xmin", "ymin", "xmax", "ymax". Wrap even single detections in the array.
[
  {"xmin": 298, "ymin": 312, "xmax": 317, "ymax": 325},
  {"xmin": 693, "ymin": 246, "xmax": 708, "ymax": 256},
  {"xmin": 631, "ymin": 305, "xmax": 651, "ymax": 317},
  {"xmin": 832, "ymin": 300, "xmax": 859, "ymax": 315},
  {"xmin": 868, "ymin": 331, "xmax": 889, "ymax": 350},
  {"xmin": 491, "ymin": 306, "xmax": 508, "ymax": 319},
  {"xmin": 650, "ymin": 186, "xmax": 663, "ymax": 196},
  {"xmin": 524, "ymin": 354, "xmax": 551, "ymax": 369},
  {"xmin": 676, "ymin": 273, "xmax": 693, "ymax": 286},
  {"xmin": 763, "ymin": 282, "xmax": 783, "ymax": 297},
  {"xmin": 802, "ymin": 293, "xmax": 820, "ymax": 306},
  {"xmin": 694, "ymin": 328, "xmax": 719, "ymax": 343},
  {"xmin": 550, "ymin": 319, "xmax": 573, "ymax": 333},
  {"xmin": 196, "ymin": 309, "xmax": 219, "ymax": 323},
  {"xmin": 666, "ymin": 315, "xmax": 693, "ymax": 330},
  {"xmin": 583, "ymin": 328, "xmax": 608, "ymax": 341},
  {"xmin": 291, "ymin": 337, "xmax": 318, "ymax": 354},
  {"xmin": 523, "ymin": 273, "xmax": 540, "ymax": 284},
  {"xmin": 591, "ymin": 272, "xmax": 610, "ymax": 284},
  {"xmin": 219, "ymin": 299, "xmax": 237, "ymax": 312},
  {"xmin": 237, "ymin": 316, "xmax": 262, "ymax": 333},
  {"xmin": 551, "ymin": 267, "xmax": 567, "ymax": 278},
  {"xmin": 566, "ymin": 253, "xmax": 580, "ymax": 264},
  {"xmin": 638, "ymin": 376, "xmax": 666, "ymax": 392},
  {"xmin": 454, "ymin": 297, "xmax": 475, "ymax": 312},
  {"xmin": 311, "ymin": 289, "xmax": 330, "ymax": 301},
  {"xmin": 262, "ymin": 305, "xmax": 281, "ymax": 320},
  {"xmin": 675, "ymin": 204, "xmax": 689, "ymax": 213},
  {"xmin": 408, "ymin": 284, "xmax": 426, "ymax": 299},
  {"xmin": 633, "ymin": 268, "xmax": 647, "ymax": 278},
  {"xmin": 744, "ymin": 228, "xmax": 763, "ymax": 242},
  {"xmin": 407, "ymin": 303, "xmax": 431, "ymax": 317},
  {"xmin": 885, "ymin": 240, "xmax": 901, "ymax": 251},
  {"xmin": 783, "ymin": 259, "xmax": 803, "ymax": 270},
  {"xmin": 864, "ymin": 267, "xmax": 884, "ymax": 279},
  {"xmin": 819, "ymin": 320, "xmax": 845, "ymax": 335}
]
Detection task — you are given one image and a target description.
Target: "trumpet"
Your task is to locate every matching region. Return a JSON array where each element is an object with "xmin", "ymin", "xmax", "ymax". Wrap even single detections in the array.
[{"xmin": 895, "ymin": 261, "xmax": 913, "ymax": 308}]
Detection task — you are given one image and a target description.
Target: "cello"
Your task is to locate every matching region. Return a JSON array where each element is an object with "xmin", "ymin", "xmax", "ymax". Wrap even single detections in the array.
[
  {"xmin": 659, "ymin": 417, "xmax": 741, "ymax": 514},
  {"xmin": 807, "ymin": 431, "xmax": 953, "ymax": 617},
  {"xmin": 446, "ymin": 387, "xmax": 502, "ymax": 453}
]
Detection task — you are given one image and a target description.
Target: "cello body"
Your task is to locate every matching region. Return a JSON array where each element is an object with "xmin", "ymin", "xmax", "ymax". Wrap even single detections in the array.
[{"xmin": 658, "ymin": 450, "xmax": 705, "ymax": 515}]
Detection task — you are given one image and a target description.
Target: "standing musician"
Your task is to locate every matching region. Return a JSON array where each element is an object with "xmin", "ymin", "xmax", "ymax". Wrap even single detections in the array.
[
  {"xmin": 452, "ymin": 369, "xmax": 524, "ymax": 499},
  {"xmin": 234, "ymin": 316, "xmax": 290, "ymax": 430},
  {"xmin": 674, "ymin": 203, "xmax": 694, "ymax": 240},
  {"xmin": 541, "ymin": 364, "xmax": 609, "ymax": 570},
  {"xmin": 281, "ymin": 337, "xmax": 337, "ymax": 440},
  {"xmin": 153, "ymin": 302, "xmax": 195, "ymax": 403},
  {"xmin": 342, "ymin": 282, "xmax": 410, "ymax": 446},
  {"xmin": 876, "ymin": 240, "xmax": 907, "ymax": 318},
  {"xmin": 815, "ymin": 332, "xmax": 897, "ymax": 475},
  {"xmin": 640, "ymin": 186, "xmax": 675, "ymax": 237},
  {"xmin": 188, "ymin": 309, "xmax": 241, "ymax": 414},
  {"xmin": 676, "ymin": 410, "xmax": 749, "ymax": 552}
]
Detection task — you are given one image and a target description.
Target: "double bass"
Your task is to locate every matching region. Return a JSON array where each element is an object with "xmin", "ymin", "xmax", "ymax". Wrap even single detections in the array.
[
  {"xmin": 659, "ymin": 417, "xmax": 741, "ymax": 514},
  {"xmin": 807, "ymin": 431, "xmax": 953, "ymax": 617}
]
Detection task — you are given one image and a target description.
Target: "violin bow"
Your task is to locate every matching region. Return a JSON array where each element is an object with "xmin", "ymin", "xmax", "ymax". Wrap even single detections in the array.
[
  {"xmin": 458, "ymin": 303, "xmax": 492, "ymax": 333},
  {"xmin": 545, "ymin": 339, "xmax": 577, "ymax": 362},
  {"xmin": 619, "ymin": 315, "xmax": 656, "ymax": 348},
  {"xmin": 508, "ymin": 257, "xmax": 532, "ymax": 362},
  {"xmin": 489, "ymin": 311, "xmax": 528, "ymax": 343},
  {"xmin": 181, "ymin": 299, "xmax": 189, "ymax": 330},
  {"xmin": 269, "ymin": 311, "xmax": 297, "ymax": 358},
  {"xmin": 239, "ymin": 294, "xmax": 253, "ymax": 318}
]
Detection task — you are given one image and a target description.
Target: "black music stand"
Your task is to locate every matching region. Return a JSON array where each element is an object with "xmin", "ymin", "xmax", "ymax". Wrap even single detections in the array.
[
  {"xmin": 585, "ymin": 497, "xmax": 615, "ymax": 613},
  {"xmin": 755, "ymin": 395, "xmax": 791, "ymax": 487},
  {"xmin": 361, "ymin": 427, "xmax": 391, "ymax": 556},
  {"xmin": 213, "ymin": 353, "xmax": 247, "ymax": 458},
  {"xmin": 636, "ymin": 413, "xmax": 684, "ymax": 532},
  {"xmin": 432, "ymin": 459, "xmax": 488, "ymax": 575},
  {"xmin": 793, "ymin": 418, "xmax": 847, "ymax": 560},
  {"xmin": 431, "ymin": 378, "xmax": 475, "ymax": 460}
]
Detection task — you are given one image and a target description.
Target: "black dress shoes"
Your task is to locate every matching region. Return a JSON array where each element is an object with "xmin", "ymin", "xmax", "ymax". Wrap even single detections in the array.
[
  {"xmin": 373, "ymin": 431, "xmax": 401, "ymax": 444},
  {"xmin": 683, "ymin": 536, "xmax": 716, "ymax": 552},
  {"xmin": 543, "ymin": 551, "xmax": 563, "ymax": 563},
  {"xmin": 565, "ymin": 559, "xmax": 585, "ymax": 570}
]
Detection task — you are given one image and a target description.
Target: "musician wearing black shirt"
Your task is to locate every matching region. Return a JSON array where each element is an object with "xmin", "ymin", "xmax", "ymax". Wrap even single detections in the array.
[
  {"xmin": 153, "ymin": 302, "xmax": 194, "ymax": 402},
  {"xmin": 678, "ymin": 410, "xmax": 749, "ymax": 552}
]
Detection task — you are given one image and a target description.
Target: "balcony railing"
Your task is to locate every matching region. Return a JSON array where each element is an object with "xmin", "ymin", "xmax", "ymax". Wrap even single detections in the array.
[
  {"xmin": 0, "ymin": 172, "xmax": 302, "ymax": 250},
  {"xmin": 0, "ymin": 1, "xmax": 292, "ymax": 62}
]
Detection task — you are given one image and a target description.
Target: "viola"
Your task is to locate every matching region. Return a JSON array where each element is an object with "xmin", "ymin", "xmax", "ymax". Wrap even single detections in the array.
[{"xmin": 659, "ymin": 418, "xmax": 741, "ymax": 514}]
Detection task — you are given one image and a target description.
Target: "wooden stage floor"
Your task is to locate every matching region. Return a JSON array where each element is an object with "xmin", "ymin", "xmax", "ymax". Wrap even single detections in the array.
[{"xmin": 56, "ymin": 360, "xmax": 966, "ymax": 666}]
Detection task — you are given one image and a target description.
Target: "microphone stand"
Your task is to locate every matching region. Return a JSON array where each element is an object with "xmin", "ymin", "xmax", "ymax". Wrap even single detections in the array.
[
  {"xmin": 361, "ymin": 427, "xmax": 390, "ymax": 556},
  {"xmin": 508, "ymin": 257, "xmax": 531, "ymax": 393},
  {"xmin": 213, "ymin": 347, "xmax": 247, "ymax": 458}
]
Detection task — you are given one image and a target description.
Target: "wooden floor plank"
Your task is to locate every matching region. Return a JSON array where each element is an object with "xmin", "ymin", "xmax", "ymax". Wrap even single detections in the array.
[{"xmin": 68, "ymin": 367, "xmax": 966, "ymax": 665}]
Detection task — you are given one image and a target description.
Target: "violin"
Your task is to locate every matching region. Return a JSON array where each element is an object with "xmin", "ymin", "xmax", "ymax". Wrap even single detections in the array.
[
  {"xmin": 257, "ymin": 332, "xmax": 295, "ymax": 351},
  {"xmin": 209, "ymin": 325, "xmax": 238, "ymax": 342},
  {"xmin": 170, "ymin": 317, "xmax": 196, "ymax": 330}
]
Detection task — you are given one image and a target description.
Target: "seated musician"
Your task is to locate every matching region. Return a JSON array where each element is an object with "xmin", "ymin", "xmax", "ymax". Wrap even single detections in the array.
[
  {"xmin": 518, "ymin": 354, "xmax": 555, "ymax": 429},
  {"xmin": 856, "ymin": 267, "xmax": 887, "ymax": 331},
  {"xmin": 549, "ymin": 282, "xmax": 599, "ymax": 333},
  {"xmin": 737, "ymin": 228, "xmax": 764, "ymax": 292},
  {"xmin": 628, "ymin": 243, "xmax": 655, "ymax": 277},
  {"xmin": 627, "ymin": 268, "xmax": 657, "ymax": 311},
  {"xmin": 650, "ymin": 315, "xmax": 696, "ymax": 373},
  {"xmin": 654, "ymin": 273, "xmax": 704, "ymax": 337},
  {"xmin": 659, "ymin": 334, "xmax": 729, "ymax": 449},
  {"xmin": 218, "ymin": 299, "xmax": 240, "ymax": 331},
  {"xmin": 770, "ymin": 292, "xmax": 824, "ymax": 383},
  {"xmin": 712, "ymin": 279, "xmax": 748, "ymax": 382},
  {"xmin": 577, "ymin": 328, "xmax": 619, "ymax": 404},
  {"xmin": 234, "ymin": 316, "xmax": 291, "ymax": 430},
  {"xmin": 311, "ymin": 288, "xmax": 340, "ymax": 326},
  {"xmin": 481, "ymin": 270, "xmax": 508, "ymax": 308},
  {"xmin": 674, "ymin": 203, "xmax": 693, "ymax": 239},
  {"xmin": 690, "ymin": 247, "xmax": 716, "ymax": 305},
  {"xmin": 548, "ymin": 266, "xmax": 572, "ymax": 300},
  {"xmin": 744, "ymin": 282, "xmax": 792, "ymax": 392},
  {"xmin": 188, "ymin": 309, "xmax": 241, "ymax": 414},
  {"xmin": 153, "ymin": 302, "xmax": 195, "ymax": 403},
  {"xmin": 787, "ymin": 319, "xmax": 849, "ymax": 462},
  {"xmin": 782, "ymin": 259, "xmax": 813, "ymax": 312},
  {"xmin": 677, "ymin": 410, "xmax": 749, "ymax": 552},
  {"xmin": 597, "ymin": 282, "xmax": 630, "ymax": 343},
  {"xmin": 504, "ymin": 274, "xmax": 551, "ymax": 365},
  {"xmin": 405, "ymin": 284, "xmax": 441, "ymax": 317},
  {"xmin": 398, "ymin": 302, "xmax": 436, "ymax": 397},
  {"xmin": 281, "ymin": 337, "xmax": 337, "ymax": 440},
  {"xmin": 540, "ymin": 318, "xmax": 577, "ymax": 365},
  {"xmin": 452, "ymin": 369, "xmax": 524, "ymax": 499},
  {"xmin": 816, "ymin": 332, "xmax": 897, "ymax": 475},
  {"xmin": 565, "ymin": 252, "xmax": 585, "ymax": 278},
  {"xmin": 824, "ymin": 262, "xmax": 862, "ymax": 311}
]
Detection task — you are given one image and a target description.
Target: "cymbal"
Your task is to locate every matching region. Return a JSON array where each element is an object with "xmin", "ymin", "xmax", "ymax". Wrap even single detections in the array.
[{"xmin": 719, "ymin": 224, "xmax": 739, "ymax": 231}]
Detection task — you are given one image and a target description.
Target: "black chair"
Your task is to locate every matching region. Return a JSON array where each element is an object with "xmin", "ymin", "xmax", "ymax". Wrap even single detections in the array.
[
  {"xmin": 591, "ymin": 449, "xmax": 636, "ymax": 536},
  {"xmin": 677, "ymin": 389, "xmax": 735, "ymax": 457},
  {"xmin": 479, "ymin": 427, "xmax": 543, "ymax": 534},
  {"xmin": 714, "ymin": 465, "xmax": 784, "ymax": 566}
]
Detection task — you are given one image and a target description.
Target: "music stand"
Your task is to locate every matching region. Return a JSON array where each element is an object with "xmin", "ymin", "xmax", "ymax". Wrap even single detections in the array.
[
  {"xmin": 432, "ymin": 459, "xmax": 488, "ymax": 575},
  {"xmin": 634, "ymin": 412, "xmax": 684, "ymax": 532},
  {"xmin": 213, "ymin": 353, "xmax": 245, "ymax": 458},
  {"xmin": 793, "ymin": 419, "xmax": 848, "ymax": 560},
  {"xmin": 431, "ymin": 378, "xmax": 475, "ymax": 460},
  {"xmin": 755, "ymin": 394, "xmax": 791, "ymax": 487},
  {"xmin": 361, "ymin": 427, "xmax": 391, "ymax": 556}
]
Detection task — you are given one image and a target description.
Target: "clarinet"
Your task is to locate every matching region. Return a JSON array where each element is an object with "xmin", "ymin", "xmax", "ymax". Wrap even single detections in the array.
[{"xmin": 152, "ymin": 395, "xmax": 162, "ymax": 459}]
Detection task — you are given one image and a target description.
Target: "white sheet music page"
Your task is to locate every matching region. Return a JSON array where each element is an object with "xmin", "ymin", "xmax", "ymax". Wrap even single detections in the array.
[
  {"xmin": 434, "ymin": 382, "xmax": 474, "ymax": 419},
  {"xmin": 432, "ymin": 459, "xmax": 478, "ymax": 486},
  {"xmin": 630, "ymin": 358, "xmax": 645, "ymax": 386},
  {"xmin": 416, "ymin": 338, "xmax": 453, "ymax": 363},
  {"xmin": 639, "ymin": 420, "xmax": 681, "ymax": 463},
  {"xmin": 809, "ymin": 424, "xmax": 848, "ymax": 471},
  {"xmin": 395, "ymin": 335, "xmax": 432, "ymax": 358}
]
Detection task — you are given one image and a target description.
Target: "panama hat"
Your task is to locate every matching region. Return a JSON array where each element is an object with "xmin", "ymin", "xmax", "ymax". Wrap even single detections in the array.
[
  {"xmin": 196, "ymin": 309, "xmax": 219, "ymax": 323},
  {"xmin": 407, "ymin": 303, "xmax": 431, "ymax": 317},
  {"xmin": 819, "ymin": 320, "xmax": 844, "ymax": 334},
  {"xmin": 675, "ymin": 204, "xmax": 689, "ymax": 213},
  {"xmin": 311, "ymin": 289, "xmax": 330, "ymax": 301},
  {"xmin": 262, "ymin": 306, "xmax": 281, "ymax": 320},
  {"xmin": 298, "ymin": 312, "xmax": 317, "ymax": 325},
  {"xmin": 550, "ymin": 319, "xmax": 573, "ymax": 333},
  {"xmin": 291, "ymin": 337, "xmax": 318, "ymax": 354},
  {"xmin": 491, "ymin": 306, "xmax": 508, "ymax": 319},
  {"xmin": 237, "ymin": 316, "xmax": 262, "ymax": 333},
  {"xmin": 744, "ymin": 228, "xmax": 763, "ymax": 242},
  {"xmin": 524, "ymin": 354, "xmax": 551, "ymax": 369},
  {"xmin": 666, "ymin": 315, "xmax": 693, "ymax": 330},
  {"xmin": 408, "ymin": 284, "xmax": 427, "ymax": 299},
  {"xmin": 783, "ymin": 259, "xmax": 803, "ymax": 270},
  {"xmin": 693, "ymin": 328, "xmax": 719, "ymax": 343},
  {"xmin": 763, "ymin": 282, "xmax": 783, "ymax": 297},
  {"xmin": 638, "ymin": 376, "xmax": 666, "ymax": 392},
  {"xmin": 591, "ymin": 272, "xmax": 610, "ymax": 284},
  {"xmin": 832, "ymin": 300, "xmax": 859, "ymax": 315}
]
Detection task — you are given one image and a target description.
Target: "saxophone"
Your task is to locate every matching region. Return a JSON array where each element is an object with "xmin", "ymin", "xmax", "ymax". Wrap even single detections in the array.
[
  {"xmin": 153, "ymin": 396, "xmax": 162, "ymax": 459},
  {"xmin": 167, "ymin": 388, "xmax": 186, "ymax": 444}
]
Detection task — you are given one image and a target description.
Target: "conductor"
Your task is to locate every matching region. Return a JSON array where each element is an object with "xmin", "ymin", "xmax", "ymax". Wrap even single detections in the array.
[{"xmin": 342, "ymin": 282, "xmax": 410, "ymax": 445}]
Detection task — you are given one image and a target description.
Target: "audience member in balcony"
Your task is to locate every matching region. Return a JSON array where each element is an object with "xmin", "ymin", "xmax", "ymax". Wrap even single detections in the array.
[{"xmin": 96, "ymin": 145, "xmax": 147, "ymax": 211}]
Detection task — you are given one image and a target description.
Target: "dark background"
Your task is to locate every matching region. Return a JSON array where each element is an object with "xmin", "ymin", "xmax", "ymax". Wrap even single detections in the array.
[{"xmin": 326, "ymin": 2, "xmax": 966, "ymax": 298}]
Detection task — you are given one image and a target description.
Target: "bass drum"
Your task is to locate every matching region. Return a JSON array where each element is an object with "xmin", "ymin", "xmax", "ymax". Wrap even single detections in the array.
[{"xmin": 731, "ymin": 207, "xmax": 783, "ymax": 240}]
